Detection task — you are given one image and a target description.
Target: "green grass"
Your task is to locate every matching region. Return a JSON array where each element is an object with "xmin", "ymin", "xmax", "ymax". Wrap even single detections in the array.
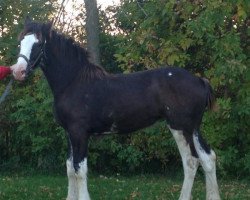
[{"xmin": 0, "ymin": 173, "xmax": 249, "ymax": 199}]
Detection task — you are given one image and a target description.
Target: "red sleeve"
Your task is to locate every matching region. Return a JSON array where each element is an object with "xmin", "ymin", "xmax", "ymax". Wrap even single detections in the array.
[{"xmin": 0, "ymin": 66, "xmax": 11, "ymax": 80}]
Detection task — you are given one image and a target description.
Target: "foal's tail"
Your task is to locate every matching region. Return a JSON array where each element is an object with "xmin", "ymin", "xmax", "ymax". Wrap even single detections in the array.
[{"xmin": 201, "ymin": 78, "xmax": 216, "ymax": 111}]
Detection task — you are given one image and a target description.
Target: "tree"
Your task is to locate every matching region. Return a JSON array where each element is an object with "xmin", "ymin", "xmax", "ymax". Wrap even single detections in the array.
[{"xmin": 84, "ymin": 0, "xmax": 101, "ymax": 65}]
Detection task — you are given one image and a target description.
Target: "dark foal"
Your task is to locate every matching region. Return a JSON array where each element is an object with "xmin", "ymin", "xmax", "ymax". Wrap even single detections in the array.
[{"xmin": 11, "ymin": 18, "xmax": 220, "ymax": 200}]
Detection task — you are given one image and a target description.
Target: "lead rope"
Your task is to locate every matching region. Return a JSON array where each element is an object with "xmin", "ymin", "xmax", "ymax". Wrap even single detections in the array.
[{"xmin": 0, "ymin": 79, "xmax": 13, "ymax": 104}]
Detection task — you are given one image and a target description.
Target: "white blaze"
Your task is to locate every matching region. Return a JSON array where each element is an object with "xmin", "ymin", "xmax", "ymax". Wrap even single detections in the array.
[{"xmin": 12, "ymin": 34, "xmax": 38, "ymax": 81}]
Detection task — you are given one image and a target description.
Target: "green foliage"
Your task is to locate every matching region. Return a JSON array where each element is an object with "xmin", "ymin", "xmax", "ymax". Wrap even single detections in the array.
[
  {"xmin": 113, "ymin": 0, "xmax": 250, "ymax": 176},
  {"xmin": 89, "ymin": 122, "xmax": 179, "ymax": 173},
  {"xmin": 0, "ymin": 71, "xmax": 67, "ymax": 170},
  {"xmin": 0, "ymin": 0, "xmax": 65, "ymax": 170},
  {"xmin": 0, "ymin": 0, "xmax": 249, "ymax": 178},
  {"xmin": 0, "ymin": 0, "xmax": 56, "ymax": 63}
]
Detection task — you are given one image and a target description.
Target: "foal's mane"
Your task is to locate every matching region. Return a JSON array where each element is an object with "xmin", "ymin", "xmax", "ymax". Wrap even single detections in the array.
[
  {"xmin": 49, "ymin": 29, "xmax": 108, "ymax": 80},
  {"xmin": 20, "ymin": 20, "xmax": 108, "ymax": 80}
]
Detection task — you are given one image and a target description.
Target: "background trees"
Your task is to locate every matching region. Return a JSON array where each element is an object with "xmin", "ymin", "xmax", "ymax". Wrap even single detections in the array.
[
  {"xmin": 113, "ymin": 0, "xmax": 250, "ymax": 176},
  {"xmin": 0, "ymin": 0, "xmax": 249, "ymax": 177},
  {"xmin": 84, "ymin": 0, "xmax": 101, "ymax": 65}
]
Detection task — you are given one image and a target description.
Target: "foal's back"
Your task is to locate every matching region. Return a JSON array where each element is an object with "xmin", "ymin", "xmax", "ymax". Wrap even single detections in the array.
[{"xmin": 57, "ymin": 67, "xmax": 207, "ymax": 135}]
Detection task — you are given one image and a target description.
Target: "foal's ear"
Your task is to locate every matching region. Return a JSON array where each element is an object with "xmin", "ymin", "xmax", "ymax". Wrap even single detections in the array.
[
  {"xmin": 24, "ymin": 16, "xmax": 32, "ymax": 25},
  {"xmin": 42, "ymin": 21, "xmax": 53, "ymax": 38}
]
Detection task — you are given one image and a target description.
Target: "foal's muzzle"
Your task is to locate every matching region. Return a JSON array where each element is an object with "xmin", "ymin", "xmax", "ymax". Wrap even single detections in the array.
[{"xmin": 18, "ymin": 54, "xmax": 31, "ymax": 77}]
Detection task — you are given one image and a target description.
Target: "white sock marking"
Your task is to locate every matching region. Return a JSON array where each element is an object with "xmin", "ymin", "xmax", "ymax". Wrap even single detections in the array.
[
  {"xmin": 193, "ymin": 134, "xmax": 220, "ymax": 200},
  {"xmin": 76, "ymin": 158, "xmax": 90, "ymax": 200},
  {"xmin": 66, "ymin": 159, "xmax": 78, "ymax": 200},
  {"xmin": 170, "ymin": 128, "xmax": 199, "ymax": 200}
]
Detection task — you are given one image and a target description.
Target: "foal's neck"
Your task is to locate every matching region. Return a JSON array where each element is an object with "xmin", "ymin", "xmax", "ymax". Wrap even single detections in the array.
[
  {"xmin": 41, "ymin": 38, "xmax": 82, "ymax": 99},
  {"xmin": 41, "ymin": 31, "xmax": 108, "ymax": 99}
]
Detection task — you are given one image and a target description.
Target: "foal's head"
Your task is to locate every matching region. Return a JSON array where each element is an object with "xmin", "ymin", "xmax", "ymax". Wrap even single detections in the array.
[{"xmin": 12, "ymin": 17, "xmax": 52, "ymax": 81}]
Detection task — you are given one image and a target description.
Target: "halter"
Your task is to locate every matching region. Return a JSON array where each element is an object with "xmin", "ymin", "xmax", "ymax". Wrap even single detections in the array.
[{"xmin": 18, "ymin": 40, "xmax": 46, "ymax": 77}]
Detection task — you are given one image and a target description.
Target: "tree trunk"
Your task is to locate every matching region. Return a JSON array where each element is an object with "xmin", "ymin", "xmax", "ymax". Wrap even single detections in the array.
[{"xmin": 84, "ymin": 0, "xmax": 101, "ymax": 65}]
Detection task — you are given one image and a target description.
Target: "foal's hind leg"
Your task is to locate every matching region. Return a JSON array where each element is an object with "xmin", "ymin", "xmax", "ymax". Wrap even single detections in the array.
[
  {"xmin": 193, "ymin": 130, "xmax": 220, "ymax": 200},
  {"xmin": 169, "ymin": 128, "xmax": 199, "ymax": 200}
]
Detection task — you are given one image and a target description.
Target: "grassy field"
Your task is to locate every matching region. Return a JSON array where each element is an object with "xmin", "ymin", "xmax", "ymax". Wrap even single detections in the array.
[{"xmin": 0, "ymin": 172, "xmax": 249, "ymax": 200}]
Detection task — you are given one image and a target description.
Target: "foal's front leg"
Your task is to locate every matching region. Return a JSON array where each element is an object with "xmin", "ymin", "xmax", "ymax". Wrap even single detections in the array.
[
  {"xmin": 67, "ymin": 127, "xmax": 90, "ymax": 200},
  {"xmin": 66, "ymin": 157, "xmax": 90, "ymax": 200},
  {"xmin": 75, "ymin": 158, "xmax": 89, "ymax": 200},
  {"xmin": 66, "ymin": 157, "xmax": 78, "ymax": 200}
]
